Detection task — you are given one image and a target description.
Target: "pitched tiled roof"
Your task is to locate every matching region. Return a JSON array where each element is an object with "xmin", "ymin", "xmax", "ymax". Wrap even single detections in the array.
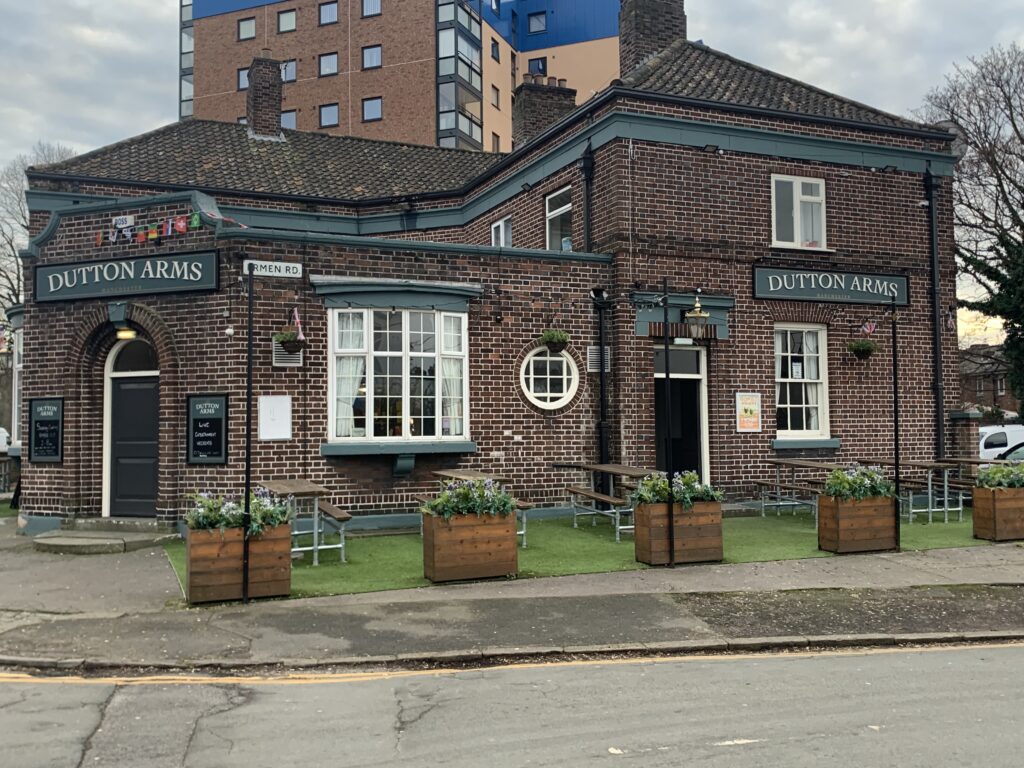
[
  {"xmin": 621, "ymin": 39, "xmax": 928, "ymax": 132},
  {"xmin": 29, "ymin": 120, "xmax": 503, "ymax": 201}
]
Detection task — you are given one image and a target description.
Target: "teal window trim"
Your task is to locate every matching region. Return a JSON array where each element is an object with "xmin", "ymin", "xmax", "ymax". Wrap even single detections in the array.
[
  {"xmin": 632, "ymin": 292, "xmax": 734, "ymax": 340},
  {"xmin": 772, "ymin": 438, "xmax": 841, "ymax": 450},
  {"xmin": 320, "ymin": 441, "xmax": 477, "ymax": 457},
  {"xmin": 313, "ymin": 278, "xmax": 483, "ymax": 310},
  {"xmin": 6, "ymin": 304, "xmax": 24, "ymax": 330}
]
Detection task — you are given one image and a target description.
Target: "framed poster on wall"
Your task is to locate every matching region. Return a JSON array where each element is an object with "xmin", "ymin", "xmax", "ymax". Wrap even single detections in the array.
[
  {"xmin": 29, "ymin": 398, "xmax": 63, "ymax": 463},
  {"xmin": 736, "ymin": 392, "xmax": 762, "ymax": 433},
  {"xmin": 187, "ymin": 394, "xmax": 228, "ymax": 465}
]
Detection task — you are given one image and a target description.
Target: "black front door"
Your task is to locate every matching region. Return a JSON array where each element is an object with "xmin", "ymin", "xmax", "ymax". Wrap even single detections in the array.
[
  {"xmin": 654, "ymin": 378, "xmax": 703, "ymax": 480},
  {"xmin": 110, "ymin": 377, "xmax": 159, "ymax": 517}
]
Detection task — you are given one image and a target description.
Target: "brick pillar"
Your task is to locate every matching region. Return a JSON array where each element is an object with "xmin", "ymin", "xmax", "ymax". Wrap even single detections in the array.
[
  {"xmin": 950, "ymin": 412, "xmax": 981, "ymax": 459},
  {"xmin": 512, "ymin": 75, "xmax": 577, "ymax": 148},
  {"xmin": 619, "ymin": 0, "xmax": 688, "ymax": 75},
  {"xmin": 246, "ymin": 51, "xmax": 283, "ymax": 137}
]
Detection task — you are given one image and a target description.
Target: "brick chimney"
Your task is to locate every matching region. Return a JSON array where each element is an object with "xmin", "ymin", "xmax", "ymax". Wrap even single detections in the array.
[
  {"xmin": 619, "ymin": 0, "xmax": 688, "ymax": 75},
  {"xmin": 512, "ymin": 75, "xmax": 578, "ymax": 148},
  {"xmin": 246, "ymin": 50, "xmax": 283, "ymax": 137}
]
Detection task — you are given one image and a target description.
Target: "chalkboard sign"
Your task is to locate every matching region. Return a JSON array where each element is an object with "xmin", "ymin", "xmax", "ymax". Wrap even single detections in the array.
[
  {"xmin": 29, "ymin": 398, "xmax": 63, "ymax": 463},
  {"xmin": 187, "ymin": 395, "xmax": 228, "ymax": 465}
]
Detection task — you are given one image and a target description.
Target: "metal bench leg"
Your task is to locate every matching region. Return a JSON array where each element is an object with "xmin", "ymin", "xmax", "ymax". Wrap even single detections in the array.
[
  {"xmin": 520, "ymin": 510, "xmax": 527, "ymax": 549},
  {"xmin": 339, "ymin": 523, "xmax": 347, "ymax": 563},
  {"xmin": 613, "ymin": 509, "xmax": 621, "ymax": 543},
  {"xmin": 572, "ymin": 496, "xmax": 579, "ymax": 529}
]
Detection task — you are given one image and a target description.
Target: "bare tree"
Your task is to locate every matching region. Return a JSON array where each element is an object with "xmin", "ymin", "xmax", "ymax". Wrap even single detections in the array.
[{"xmin": 0, "ymin": 141, "xmax": 76, "ymax": 312}]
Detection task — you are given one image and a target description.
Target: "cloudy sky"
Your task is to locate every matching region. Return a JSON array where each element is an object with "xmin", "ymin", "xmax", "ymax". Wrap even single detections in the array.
[{"xmin": 0, "ymin": 0, "xmax": 1022, "ymax": 336}]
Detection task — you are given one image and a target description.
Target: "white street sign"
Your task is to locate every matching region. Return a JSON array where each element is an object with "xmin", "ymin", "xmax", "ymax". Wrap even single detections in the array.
[{"xmin": 243, "ymin": 260, "xmax": 304, "ymax": 279}]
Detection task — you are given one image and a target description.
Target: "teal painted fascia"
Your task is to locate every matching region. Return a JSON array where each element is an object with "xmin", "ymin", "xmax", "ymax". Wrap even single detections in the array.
[
  {"xmin": 772, "ymin": 438, "xmax": 842, "ymax": 450},
  {"xmin": 7, "ymin": 444, "xmax": 21, "ymax": 458},
  {"xmin": 26, "ymin": 190, "xmax": 234, "ymax": 257},
  {"xmin": 949, "ymin": 411, "xmax": 983, "ymax": 421},
  {"xmin": 632, "ymin": 292, "xmax": 735, "ymax": 340},
  {"xmin": 314, "ymin": 279, "xmax": 484, "ymax": 310},
  {"xmin": 25, "ymin": 189, "xmax": 115, "ymax": 213},
  {"xmin": 217, "ymin": 226, "xmax": 613, "ymax": 264},
  {"xmin": 6, "ymin": 304, "xmax": 24, "ymax": 329},
  {"xmin": 320, "ymin": 441, "xmax": 478, "ymax": 457}
]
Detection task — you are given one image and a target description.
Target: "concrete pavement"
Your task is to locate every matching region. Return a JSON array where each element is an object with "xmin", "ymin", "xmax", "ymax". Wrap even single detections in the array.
[{"xmin": 2, "ymin": 515, "xmax": 1024, "ymax": 670}]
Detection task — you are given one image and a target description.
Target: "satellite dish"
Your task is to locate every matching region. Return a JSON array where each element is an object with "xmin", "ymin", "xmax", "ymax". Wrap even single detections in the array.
[{"xmin": 934, "ymin": 119, "xmax": 968, "ymax": 161}]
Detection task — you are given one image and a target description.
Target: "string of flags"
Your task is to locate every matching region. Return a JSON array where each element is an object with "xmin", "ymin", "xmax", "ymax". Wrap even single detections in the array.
[{"xmin": 94, "ymin": 211, "xmax": 203, "ymax": 247}]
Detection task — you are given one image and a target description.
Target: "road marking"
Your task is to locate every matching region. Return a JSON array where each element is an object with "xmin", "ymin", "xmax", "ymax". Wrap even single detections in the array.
[
  {"xmin": 0, "ymin": 642, "xmax": 1019, "ymax": 688},
  {"xmin": 714, "ymin": 739, "xmax": 765, "ymax": 746}
]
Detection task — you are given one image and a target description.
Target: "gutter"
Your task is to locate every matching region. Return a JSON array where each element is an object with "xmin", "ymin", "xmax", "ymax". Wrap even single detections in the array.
[{"xmin": 925, "ymin": 166, "xmax": 946, "ymax": 458}]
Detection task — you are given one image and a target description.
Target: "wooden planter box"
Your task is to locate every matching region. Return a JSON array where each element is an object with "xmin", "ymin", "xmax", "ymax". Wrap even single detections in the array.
[
  {"xmin": 423, "ymin": 512, "xmax": 517, "ymax": 583},
  {"xmin": 634, "ymin": 502, "xmax": 723, "ymax": 565},
  {"xmin": 818, "ymin": 496, "xmax": 898, "ymax": 554},
  {"xmin": 972, "ymin": 487, "xmax": 1024, "ymax": 541},
  {"xmin": 186, "ymin": 524, "xmax": 292, "ymax": 604}
]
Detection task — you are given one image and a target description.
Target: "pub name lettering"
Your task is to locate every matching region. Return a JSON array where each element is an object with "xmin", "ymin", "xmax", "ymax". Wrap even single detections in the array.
[
  {"xmin": 766, "ymin": 272, "xmax": 900, "ymax": 298},
  {"xmin": 46, "ymin": 259, "xmax": 206, "ymax": 293}
]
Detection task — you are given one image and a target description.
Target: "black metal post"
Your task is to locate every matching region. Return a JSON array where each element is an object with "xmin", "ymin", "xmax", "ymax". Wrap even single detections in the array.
[
  {"xmin": 242, "ymin": 261, "xmax": 255, "ymax": 603},
  {"xmin": 891, "ymin": 295, "xmax": 902, "ymax": 551},
  {"xmin": 662, "ymin": 277, "xmax": 675, "ymax": 567},
  {"xmin": 925, "ymin": 168, "xmax": 946, "ymax": 459},
  {"xmin": 596, "ymin": 295, "xmax": 610, "ymax": 470}
]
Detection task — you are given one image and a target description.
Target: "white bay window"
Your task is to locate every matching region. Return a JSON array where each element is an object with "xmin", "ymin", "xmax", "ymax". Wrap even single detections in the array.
[
  {"xmin": 330, "ymin": 309, "xmax": 469, "ymax": 441},
  {"xmin": 774, "ymin": 324, "xmax": 829, "ymax": 439},
  {"xmin": 772, "ymin": 174, "xmax": 826, "ymax": 249}
]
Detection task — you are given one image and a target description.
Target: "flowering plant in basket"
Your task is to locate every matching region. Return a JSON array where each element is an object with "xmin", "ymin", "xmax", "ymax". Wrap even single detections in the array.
[
  {"xmin": 420, "ymin": 479, "xmax": 516, "ymax": 520},
  {"xmin": 184, "ymin": 489, "xmax": 291, "ymax": 536},
  {"xmin": 823, "ymin": 466, "xmax": 895, "ymax": 501}
]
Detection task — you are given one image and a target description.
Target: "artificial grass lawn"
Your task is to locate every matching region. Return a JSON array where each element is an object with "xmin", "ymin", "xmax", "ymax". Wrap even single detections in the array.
[
  {"xmin": 0, "ymin": 502, "xmax": 15, "ymax": 518},
  {"xmin": 164, "ymin": 510, "xmax": 991, "ymax": 600}
]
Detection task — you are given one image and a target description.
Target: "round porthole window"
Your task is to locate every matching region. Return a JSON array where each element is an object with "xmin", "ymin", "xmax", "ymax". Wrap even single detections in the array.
[{"xmin": 520, "ymin": 346, "xmax": 580, "ymax": 411}]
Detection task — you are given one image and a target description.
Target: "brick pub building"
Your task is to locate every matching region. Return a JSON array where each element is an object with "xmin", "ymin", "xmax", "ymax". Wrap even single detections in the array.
[{"xmin": 14, "ymin": 0, "xmax": 963, "ymax": 528}]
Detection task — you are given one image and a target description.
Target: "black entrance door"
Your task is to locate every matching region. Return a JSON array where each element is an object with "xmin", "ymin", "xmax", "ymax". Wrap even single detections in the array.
[
  {"xmin": 654, "ymin": 378, "xmax": 703, "ymax": 479},
  {"xmin": 110, "ymin": 377, "xmax": 159, "ymax": 517}
]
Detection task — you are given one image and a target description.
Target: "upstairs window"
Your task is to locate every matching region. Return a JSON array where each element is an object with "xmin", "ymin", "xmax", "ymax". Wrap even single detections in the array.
[
  {"xmin": 319, "ymin": 52, "xmax": 338, "ymax": 76},
  {"xmin": 362, "ymin": 45, "xmax": 382, "ymax": 70},
  {"xmin": 491, "ymin": 217, "xmax": 511, "ymax": 247},
  {"xmin": 280, "ymin": 60, "xmax": 297, "ymax": 82},
  {"xmin": 772, "ymin": 174, "xmax": 826, "ymax": 249},
  {"xmin": 319, "ymin": 103, "xmax": 339, "ymax": 127},
  {"xmin": 238, "ymin": 17, "xmax": 256, "ymax": 40},
  {"xmin": 545, "ymin": 187, "xmax": 573, "ymax": 252},
  {"xmin": 281, "ymin": 110, "xmax": 297, "ymax": 129},
  {"xmin": 528, "ymin": 57, "xmax": 547, "ymax": 76},
  {"xmin": 319, "ymin": 1, "xmax": 338, "ymax": 25},
  {"xmin": 278, "ymin": 9, "xmax": 297, "ymax": 33},
  {"xmin": 363, "ymin": 97, "xmax": 383, "ymax": 122},
  {"xmin": 363, "ymin": 0, "xmax": 381, "ymax": 17},
  {"xmin": 491, "ymin": 38, "xmax": 500, "ymax": 61},
  {"xmin": 528, "ymin": 11, "xmax": 546, "ymax": 33},
  {"xmin": 237, "ymin": 67, "xmax": 249, "ymax": 90}
]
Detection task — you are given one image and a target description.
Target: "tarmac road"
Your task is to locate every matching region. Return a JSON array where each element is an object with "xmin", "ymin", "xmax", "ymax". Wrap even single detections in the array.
[{"xmin": 2, "ymin": 643, "xmax": 1023, "ymax": 767}]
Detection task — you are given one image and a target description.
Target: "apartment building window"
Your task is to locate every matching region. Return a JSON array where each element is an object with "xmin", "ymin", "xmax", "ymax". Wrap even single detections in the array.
[
  {"xmin": 180, "ymin": 74, "xmax": 193, "ymax": 116},
  {"xmin": 774, "ymin": 325, "xmax": 830, "ymax": 438},
  {"xmin": 238, "ymin": 116, "xmax": 248, "ymax": 125},
  {"xmin": 329, "ymin": 309, "xmax": 469, "ymax": 441},
  {"xmin": 491, "ymin": 0, "xmax": 499, "ymax": 12},
  {"xmin": 363, "ymin": 0, "xmax": 381, "ymax": 18},
  {"xmin": 362, "ymin": 45, "xmax": 382, "ymax": 70},
  {"xmin": 772, "ymin": 175, "xmax": 826, "ymax": 249},
  {"xmin": 281, "ymin": 110, "xmax": 297, "ymax": 130},
  {"xmin": 238, "ymin": 17, "xmax": 256, "ymax": 40},
  {"xmin": 181, "ymin": 0, "xmax": 193, "ymax": 23},
  {"xmin": 545, "ymin": 187, "xmax": 573, "ymax": 252},
  {"xmin": 492, "ymin": 133, "xmax": 501, "ymax": 152},
  {"xmin": 363, "ymin": 97, "xmax": 383, "ymax": 122},
  {"xmin": 180, "ymin": 27, "xmax": 194, "ymax": 69},
  {"xmin": 491, "ymin": 38, "xmax": 500, "ymax": 61},
  {"xmin": 491, "ymin": 85, "xmax": 500, "ymax": 108},
  {"xmin": 320, "ymin": 103, "xmax": 339, "ymax": 127},
  {"xmin": 997, "ymin": 378, "xmax": 1007, "ymax": 396},
  {"xmin": 281, "ymin": 60, "xmax": 297, "ymax": 82},
  {"xmin": 528, "ymin": 11, "xmax": 546, "ymax": 34},
  {"xmin": 319, "ymin": 1, "xmax": 338, "ymax": 25},
  {"xmin": 278, "ymin": 9, "xmax": 297, "ymax": 33},
  {"xmin": 319, "ymin": 52, "xmax": 339, "ymax": 76},
  {"xmin": 491, "ymin": 217, "xmax": 511, "ymax": 247},
  {"xmin": 237, "ymin": 67, "xmax": 249, "ymax": 91},
  {"xmin": 528, "ymin": 57, "xmax": 547, "ymax": 76}
]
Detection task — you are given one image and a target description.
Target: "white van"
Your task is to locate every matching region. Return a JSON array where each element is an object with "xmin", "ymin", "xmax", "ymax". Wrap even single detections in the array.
[{"xmin": 979, "ymin": 425, "xmax": 1024, "ymax": 460}]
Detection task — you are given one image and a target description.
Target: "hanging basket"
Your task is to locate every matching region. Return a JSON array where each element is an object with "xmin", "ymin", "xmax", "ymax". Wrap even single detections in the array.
[
  {"xmin": 847, "ymin": 340, "xmax": 878, "ymax": 361},
  {"xmin": 545, "ymin": 340, "xmax": 568, "ymax": 354},
  {"xmin": 275, "ymin": 325, "xmax": 307, "ymax": 354}
]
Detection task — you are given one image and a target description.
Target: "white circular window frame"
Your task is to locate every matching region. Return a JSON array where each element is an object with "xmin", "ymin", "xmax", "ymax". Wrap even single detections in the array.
[{"xmin": 519, "ymin": 346, "xmax": 580, "ymax": 411}]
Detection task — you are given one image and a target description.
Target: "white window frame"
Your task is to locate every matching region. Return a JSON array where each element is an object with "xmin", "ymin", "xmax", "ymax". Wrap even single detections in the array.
[
  {"xmin": 491, "ymin": 217, "xmax": 511, "ymax": 247},
  {"xmin": 997, "ymin": 377, "xmax": 1007, "ymax": 396},
  {"xmin": 238, "ymin": 17, "xmax": 256, "ymax": 40},
  {"xmin": 10, "ymin": 330, "xmax": 21, "ymax": 445},
  {"xmin": 278, "ymin": 9, "xmax": 297, "ymax": 33},
  {"xmin": 774, "ymin": 323, "xmax": 830, "ymax": 440},
  {"xmin": 520, "ymin": 347, "xmax": 580, "ymax": 411},
  {"xmin": 545, "ymin": 186, "xmax": 573, "ymax": 251},
  {"xmin": 771, "ymin": 174, "xmax": 827, "ymax": 250},
  {"xmin": 327, "ymin": 308, "xmax": 470, "ymax": 443}
]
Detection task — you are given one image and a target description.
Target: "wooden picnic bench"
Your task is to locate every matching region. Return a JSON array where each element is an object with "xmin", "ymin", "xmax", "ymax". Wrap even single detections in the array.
[{"xmin": 567, "ymin": 486, "xmax": 634, "ymax": 542}]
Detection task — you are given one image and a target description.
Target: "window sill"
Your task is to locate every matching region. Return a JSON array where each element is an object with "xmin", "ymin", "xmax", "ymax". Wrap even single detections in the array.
[
  {"xmin": 320, "ymin": 441, "xmax": 477, "ymax": 457},
  {"xmin": 772, "ymin": 438, "xmax": 841, "ymax": 450},
  {"xmin": 769, "ymin": 244, "xmax": 836, "ymax": 254},
  {"xmin": 7, "ymin": 444, "xmax": 20, "ymax": 458}
]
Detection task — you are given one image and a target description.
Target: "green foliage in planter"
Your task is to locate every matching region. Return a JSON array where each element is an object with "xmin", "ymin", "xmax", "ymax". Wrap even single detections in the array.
[
  {"xmin": 540, "ymin": 329, "xmax": 570, "ymax": 344},
  {"xmin": 185, "ymin": 489, "xmax": 291, "ymax": 536},
  {"xmin": 823, "ymin": 466, "xmax": 895, "ymax": 500},
  {"xmin": 421, "ymin": 479, "xmax": 515, "ymax": 520},
  {"xmin": 631, "ymin": 472, "xmax": 723, "ymax": 508},
  {"xmin": 976, "ymin": 463, "xmax": 1024, "ymax": 488},
  {"xmin": 847, "ymin": 339, "xmax": 879, "ymax": 357},
  {"xmin": 272, "ymin": 330, "xmax": 300, "ymax": 343}
]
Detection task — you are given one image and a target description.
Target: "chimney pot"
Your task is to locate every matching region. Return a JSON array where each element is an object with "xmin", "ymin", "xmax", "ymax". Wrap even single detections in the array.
[
  {"xmin": 547, "ymin": 77, "xmax": 557, "ymax": 87},
  {"xmin": 619, "ymin": 0, "xmax": 688, "ymax": 75},
  {"xmin": 513, "ymin": 76, "xmax": 578, "ymax": 147},
  {"xmin": 246, "ymin": 54, "xmax": 284, "ymax": 137},
  {"xmin": 557, "ymin": 78, "xmax": 568, "ymax": 88}
]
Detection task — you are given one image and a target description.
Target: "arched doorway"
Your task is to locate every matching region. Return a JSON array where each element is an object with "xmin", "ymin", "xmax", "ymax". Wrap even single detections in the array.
[{"xmin": 102, "ymin": 339, "xmax": 160, "ymax": 517}]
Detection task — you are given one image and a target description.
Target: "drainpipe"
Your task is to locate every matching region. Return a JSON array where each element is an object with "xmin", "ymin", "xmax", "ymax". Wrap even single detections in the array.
[
  {"xmin": 581, "ymin": 141, "xmax": 595, "ymax": 252},
  {"xmin": 592, "ymin": 289, "xmax": 611, "ymax": 469},
  {"xmin": 925, "ymin": 166, "xmax": 946, "ymax": 458}
]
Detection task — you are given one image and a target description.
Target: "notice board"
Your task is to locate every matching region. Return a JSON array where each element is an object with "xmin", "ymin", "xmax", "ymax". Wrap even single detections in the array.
[
  {"xmin": 187, "ymin": 394, "xmax": 228, "ymax": 465},
  {"xmin": 29, "ymin": 398, "xmax": 63, "ymax": 463}
]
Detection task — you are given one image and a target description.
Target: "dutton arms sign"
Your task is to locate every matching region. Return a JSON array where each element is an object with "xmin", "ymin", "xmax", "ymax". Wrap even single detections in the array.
[
  {"xmin": 753, "ymin": 266, "xmax": 909, "ymax": 306},
  {"xmin": 35, "ymin": 253, "xmax": 219, "ymax": 303}
]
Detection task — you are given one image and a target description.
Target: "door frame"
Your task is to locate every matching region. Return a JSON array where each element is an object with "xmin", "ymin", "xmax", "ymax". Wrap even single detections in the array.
[
  {"xmin": 101, "ymin": 339, "xmax": 161, "ymax": 518},
  {"xmin": 653, "ymin": 345, "xmax": 710, "ymax": 484}
]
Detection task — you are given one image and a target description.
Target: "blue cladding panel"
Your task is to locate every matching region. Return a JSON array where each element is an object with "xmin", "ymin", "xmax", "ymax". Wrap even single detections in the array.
[
  {"xmin": 483, "ymin": 0, "xmax": 620, "ymax": 50},
  {"xmin": 194, "ymin": 0, "xmax": 284, "ymax": 19}
]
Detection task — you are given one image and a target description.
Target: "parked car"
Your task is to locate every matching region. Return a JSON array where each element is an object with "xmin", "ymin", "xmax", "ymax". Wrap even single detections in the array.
[
  {"xmin": 980, "ymin": 425, "xmax": 1024, "ymax": 460},
  {"xmin": 998, "ymin": 442, "xmax": 1024, "ymax": 461}
]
